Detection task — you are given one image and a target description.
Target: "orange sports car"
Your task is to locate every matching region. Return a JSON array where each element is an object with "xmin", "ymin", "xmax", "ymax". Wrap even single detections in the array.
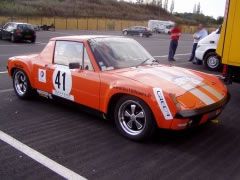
[{"xmin": 7, "ymin": 35, "xmax": 229, "ymax": 141}]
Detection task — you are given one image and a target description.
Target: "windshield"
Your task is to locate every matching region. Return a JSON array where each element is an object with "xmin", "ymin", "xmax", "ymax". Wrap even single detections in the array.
[{"xmin": 89, "ymin": 37, "xmax": 154, "ymax": 71}]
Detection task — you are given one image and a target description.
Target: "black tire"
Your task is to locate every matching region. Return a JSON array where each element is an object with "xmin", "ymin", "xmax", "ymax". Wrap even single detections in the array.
[
  {"xmin": 123, "ymin": 31, "xmax": 128, "ymax": 36},
  {"xmin": 204, "ymin": 52, "xmax": 221, "ymax": 71},
  {"xmin": 114, "ymin": 96, "xmax": 156, "ymax": 141},
  {"xmin": 31, "ymin": 37, "xmax": 36, "ymax": 43},
  {"xmin": 13, "ymin": 69, "xmax": 34, "ymax": 99},
  {"xmin": 11, "ymin": 34, "xmax": 16, "ymax": 43}
]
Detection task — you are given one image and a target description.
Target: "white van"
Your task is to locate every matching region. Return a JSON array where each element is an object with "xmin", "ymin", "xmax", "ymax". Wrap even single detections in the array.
[
  {"xmin": 195, "ymin": 28, "xmax": 221, "ymax": 71},
  {"xmin": 148, "ymin": 20, "xmax": 175, "ymax": 34}
]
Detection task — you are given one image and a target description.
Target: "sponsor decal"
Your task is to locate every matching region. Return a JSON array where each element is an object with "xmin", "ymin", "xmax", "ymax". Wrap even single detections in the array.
[
  {"xmin": 52, "ymin": 65, "xmax": 74, "ymax": 101},
  {"xmin": 114, "ymin": 86, "xmax": 151, "ymax": 97},
  {"xmin": 38, "ymin": 69, "xmax": 46, "ymax": 83},
  {"xmin": 153, "ymin": 88, "xmax": 173, "ymax": 120}
]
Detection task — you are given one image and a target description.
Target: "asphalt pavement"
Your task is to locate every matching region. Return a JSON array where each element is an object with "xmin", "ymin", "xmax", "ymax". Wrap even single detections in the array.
[{"xmin": 0, "ymin": 30, "xmax": 240, "ymax": 180}]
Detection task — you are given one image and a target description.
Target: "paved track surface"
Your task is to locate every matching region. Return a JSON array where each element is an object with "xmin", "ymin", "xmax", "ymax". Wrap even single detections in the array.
[{"xmin": 0, "ymin": 30, "xmax": 240, "ymax": 180}]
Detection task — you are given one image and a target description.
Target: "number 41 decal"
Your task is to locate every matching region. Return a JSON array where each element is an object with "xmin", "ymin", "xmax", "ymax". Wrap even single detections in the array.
[
  {"xmin": 55, "ymin": 71, "xmax": 66, "ymax": 91},
  {"xmin": 52, "ymin": 67, "xmax": 73, "ymax": 101}
]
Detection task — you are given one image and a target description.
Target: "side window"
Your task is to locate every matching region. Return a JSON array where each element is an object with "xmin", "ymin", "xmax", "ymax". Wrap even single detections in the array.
[
  {"xmin": 54, "ymin": 41, "xmax": 94, "ymax": 71},
  {"xmin": 54, "ymin": 41, "xmax": 83, "ymax": 66},
  {"xmin": 83, "ymin": 48, "xmax": 93, "ymax": 71},
  {"xmin": 7, "ymin": 24, "xmax": 14, "ymax": 31}
]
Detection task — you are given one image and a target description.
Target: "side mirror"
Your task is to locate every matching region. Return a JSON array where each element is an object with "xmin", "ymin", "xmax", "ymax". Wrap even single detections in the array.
[{"xmin": 69, "ymin": 62, "xmax": 81, "ymax": 69}]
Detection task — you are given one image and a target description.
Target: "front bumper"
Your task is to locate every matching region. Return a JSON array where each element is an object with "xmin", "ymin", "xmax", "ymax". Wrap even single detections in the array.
[
  {"xmin": 170, "ymin": 93, "xmax": 230, "ymax": 129},
  {"xmin": 175, "ymin": 93, "xmax": 230, "ymax": 119},
  {"xmin": 195, "ymin": 47, "xmax": 205, "ymax": 61}
]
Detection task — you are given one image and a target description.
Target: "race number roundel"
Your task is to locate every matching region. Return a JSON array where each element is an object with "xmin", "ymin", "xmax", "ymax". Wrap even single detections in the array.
[{"xmin": 52, "ymin": 66, "xmax": 73, "ymax": 100}]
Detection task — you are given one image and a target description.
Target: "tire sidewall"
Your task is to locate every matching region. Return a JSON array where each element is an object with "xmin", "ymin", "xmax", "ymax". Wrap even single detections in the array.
[
  {"xmin": 11, "ymin": 34, "xmax": 15, "ymax": 42},
  {"xmin": 114, "ymin": 96, "xmax": 156, "ymax": 141},
  {"xmin": 31, "ymin": 37, "xmax": 36, "ymax": 43},
  {"xmin": 13, "ymin": 69, "xmax": 32, "ymax": 99},
  {"xmin": 204, "ymin": 52, "xmax": 221, "ymax": 71}
]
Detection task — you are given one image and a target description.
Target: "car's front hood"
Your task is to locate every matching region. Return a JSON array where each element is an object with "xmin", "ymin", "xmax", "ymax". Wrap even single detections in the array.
[{"xmin": 112, "ymin": 65, "xmax": 226, "ymax": 109}]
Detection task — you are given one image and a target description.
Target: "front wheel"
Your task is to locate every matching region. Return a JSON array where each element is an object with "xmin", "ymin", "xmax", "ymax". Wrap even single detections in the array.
[
  {"xmin": 13, "ymin": 69, "xmax": 34, "ymax": 99},
  {"xmin": 204, "ymin": 52, "xmax": 221, "ymax": 71},
  {"xmin": 114, "ymin": 96, "xmax": 156, "ymax": 141}
]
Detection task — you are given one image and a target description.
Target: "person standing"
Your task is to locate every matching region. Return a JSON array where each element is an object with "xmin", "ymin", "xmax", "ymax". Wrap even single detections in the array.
[
  {"xmin": 168, "ymin": 24, "xmax": 181, "ymax": 61},
  {"xmin": 189, "ymin": 24, "xmax": 208, "ymax": 62}
]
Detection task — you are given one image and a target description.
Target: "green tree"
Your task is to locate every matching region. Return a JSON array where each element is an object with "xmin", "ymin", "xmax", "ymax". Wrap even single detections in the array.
[
  {"xmin": 163, "ymin": 0, "xmax": 168, "ymax": 11},
  {"xmin": 196, "ymin": 2, "xmax": 201, "ymax": 14},
  {"xmin": 157, "ymin": 0, "xmax": 163, "ymax": 8},
  {"xmin": 193, "ymin": 3, "xmax": 196, "ymax": 14},
  {"xmin": 170, "ymin": 0, "xmax": 174, "ymax": 14}
]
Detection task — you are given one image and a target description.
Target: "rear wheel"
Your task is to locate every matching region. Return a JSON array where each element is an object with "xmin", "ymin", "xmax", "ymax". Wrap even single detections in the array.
[
  {"xmin": 204, "ymin": 52, "xmax": 221, "ymax": 71},
  {"xmin": 139, "ymin": 33, "xmax": 143, "ymax": 37},
  {"xmin": 13, "ymin": 69, "xmax": 34, "ymax": 99},
  {"xmin": 123, "ymin": 31, "xmax": 128, "ymax": 36},
  {"xmin": 11, "ymin": 34, "xmax": 16, "ymax": 42},
  {"xmin": 31, "ymin": 37, "xmax": 36, "ymax": 43},
  {"xmin": 114, "ymin": 96, "xmax": 156, "ymax": 141}
]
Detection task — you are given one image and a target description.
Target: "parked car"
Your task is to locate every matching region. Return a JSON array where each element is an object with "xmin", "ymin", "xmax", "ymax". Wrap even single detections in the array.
[
  {"xmin": 195, "ymin": 28, "xmax": 221, "ymax": 71},
  {"xmin": 7, "ymin": 35, "xmax": 229, "ymax": 141},
  {"xmin": 122, "ymin": 26, "xmax": 152, "ymax": 37},
  {"xmin": 40, "ymin": 24, "xmax": 55, "ymax": 31},
  {"xmin": 33, "ymin": 25, "xmax": 41, "ymax": 31},
  {"xmin": 0, "ymin": 22, "xmax": 36, "ymax": 43}
]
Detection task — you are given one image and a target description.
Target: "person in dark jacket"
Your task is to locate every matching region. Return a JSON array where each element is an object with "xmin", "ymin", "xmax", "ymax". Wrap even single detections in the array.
[{"xmin": 168, "ymin": 24, "xmax": 181, "ymax": 61}]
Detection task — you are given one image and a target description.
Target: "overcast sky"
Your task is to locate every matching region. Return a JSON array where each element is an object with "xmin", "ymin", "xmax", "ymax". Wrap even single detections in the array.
[
  {"xmin": 173, "ymin": 0, "xmax": 226, "ymax": 18},
  {"xmin": 126, "ymin": 0, "xmax": 226, "ymax": 18}
]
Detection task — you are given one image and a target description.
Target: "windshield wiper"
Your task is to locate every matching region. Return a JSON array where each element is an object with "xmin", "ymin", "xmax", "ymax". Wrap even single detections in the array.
[{"xmin": 136, "ymin": 58, "xmax": 154, "ymax": 68}]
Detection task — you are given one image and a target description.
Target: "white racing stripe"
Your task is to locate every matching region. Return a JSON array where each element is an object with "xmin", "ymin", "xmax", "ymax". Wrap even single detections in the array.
[
  {"xmin": 146, "ymin": 67, "xmax": 216, "ymax": 105},
  {"xmin": 190, "ymin": 88, "xmax": 215, "ymax": 105},
  {"xmin": 181, "ymin": 83, "xmax": 215, "ymax": 105},
  {"xmin": 202, "ymin": 85, "xmax": 224, "ymax": 100},
  {"xmin": 0, "ymin": 130, "xmax": 86, "ymax": 180}
]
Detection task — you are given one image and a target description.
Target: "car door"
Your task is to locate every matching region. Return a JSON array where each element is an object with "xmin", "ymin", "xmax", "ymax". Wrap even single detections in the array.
[
  {"xmin": 132, "ymin": 27, "xmax": 139, "ymax": 35},
  {"xmin": 128, "ymin": 27, "xmax": 135, "ymax": 35},
  {"xmin": 46, "ymin": 40, "xmax": 100, "ymax": 110}
]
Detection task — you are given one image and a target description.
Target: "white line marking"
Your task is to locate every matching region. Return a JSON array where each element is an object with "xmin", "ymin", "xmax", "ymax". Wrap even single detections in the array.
[
  {"xmin": 0, "ymin": 71, "xmax": 8, "ymax": 74},
  {"xmin": 48, "ymin": 31, "xmax": 75, "ymax": 35},
  {"xmin": 0, "ymin": 43, "xmax": 46, "ymax": 47},
  {"xmin": 0, "ymin": 130, "xmax": 86, "ymax": 180},
  {"xmin": 0, "ymin": 89, "xmax": 13, "ymax": 94},
  {"xmin": 153, "ymin": 53, "xmax": 191, "ymax": 58}
]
